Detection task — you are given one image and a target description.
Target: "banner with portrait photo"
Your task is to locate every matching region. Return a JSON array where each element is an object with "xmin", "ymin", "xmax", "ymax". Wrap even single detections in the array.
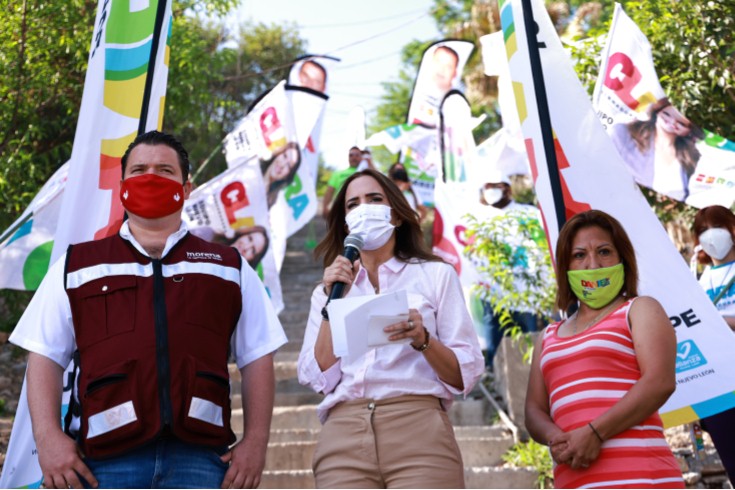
[
  {"xmin": 499, "ymin": 0, "xmax": 735, "ymax": 426},
  {"xmin": 287, "ymin": 55, "xmax": 338, "ymax": 181},
  {"xmin": 183, "ymin": 164, "xmax": 283, "ymax": 313},
  {"xmin": 402, "ymin": 40, "xmax": 474, "ymax": 207},
  {"xmin": 592, "ymin": 3, "xmax": 735, "ymax": 208},
  {"xmin": 266, "ymin": 83, "xmax": 327, "ymax": 268},
  {"xmin": 223, "ymin": 80, "xmax": 326, "ymax": 269}
]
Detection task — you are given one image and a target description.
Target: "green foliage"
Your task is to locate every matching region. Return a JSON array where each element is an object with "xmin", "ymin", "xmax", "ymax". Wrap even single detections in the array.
[
  {"xmin": 464, "ymin": 210, "xmax": 556, "ymax": 318},
  {"xmin": 0, "ymin": 2, "xmax": 308, "ymax": 234},
  {"xmin": 566, "ymin": 1, "xmax": 735, "ymax": 140},
  {"xmin": 464, "ymin": 208, "xmax": 556, "ymax": 360},
  {"xmin": 0, "ymin": 290, "xmax": 32, "ymax": 333},
  {"xmin": 316, "ymin": 158, "xmax": 333, "ymax": 198},
  {"xmin": 503, "ymin": 439, "xmax": 554, "ymax": 489},
  {"xmin": 165, "ymin": 16, "xmax": 306, "ymax": 183},
  {"xmin": 0, "ymin": 0, "xmax": 96, "ymax": 232}
]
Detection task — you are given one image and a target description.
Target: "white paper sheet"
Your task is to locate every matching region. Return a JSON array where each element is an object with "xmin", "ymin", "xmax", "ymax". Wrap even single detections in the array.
[{"xmin": 327, "ymin": 290, "xmax": 409, "ymax": 359}]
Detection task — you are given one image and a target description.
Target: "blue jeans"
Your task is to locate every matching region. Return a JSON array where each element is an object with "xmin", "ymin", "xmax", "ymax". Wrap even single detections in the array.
[
  {"xmin": 82, "ymin": 437, "xmax": 229, "ymax": 488},
  {"xmin": 482, "ymin": 301, "xmax": 539, "ymax": 368}
]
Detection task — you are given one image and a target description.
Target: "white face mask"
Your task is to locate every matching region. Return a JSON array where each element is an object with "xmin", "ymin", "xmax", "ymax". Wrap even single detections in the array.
[
  {"xmin": 483, "ymin": 188, "xmax": 504, "ymax": 206},
  {"xmin": 699, "ymin": 228, "xmax": 734, "ymax": 261},
  {"xmin": 345, "ymin": 204, "xmax": 396, "ymax": 251}
]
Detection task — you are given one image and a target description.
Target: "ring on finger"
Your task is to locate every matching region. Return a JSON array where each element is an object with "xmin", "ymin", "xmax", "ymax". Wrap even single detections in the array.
[{"xmin": 407, "ymin": 320, "xmax": 414, "ymax": 329}]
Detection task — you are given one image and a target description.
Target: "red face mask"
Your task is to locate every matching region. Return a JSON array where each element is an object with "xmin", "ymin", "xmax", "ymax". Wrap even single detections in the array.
[{"xmin": 120, "ymin": 174, "xmax": 185, "ymax": 219}]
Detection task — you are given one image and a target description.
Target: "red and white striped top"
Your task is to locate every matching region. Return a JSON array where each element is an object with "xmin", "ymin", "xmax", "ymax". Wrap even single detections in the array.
[{"xmin": 540, "ymin": 299, "xmax": 684, "ymax": 489}]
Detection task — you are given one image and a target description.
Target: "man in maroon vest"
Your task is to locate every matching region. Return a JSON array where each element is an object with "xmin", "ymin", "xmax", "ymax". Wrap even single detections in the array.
[{"xmin": 10, "ymin": 131, "xmax": 287, "ymax": 488}]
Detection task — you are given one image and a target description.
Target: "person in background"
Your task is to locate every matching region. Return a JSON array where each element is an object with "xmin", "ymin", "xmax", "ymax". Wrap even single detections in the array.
[
  {"xmin": 525, "ymin": 209, "xmax": 683, "ymax": 489},
  {"xmin": 474, "ymin": 168, "xmax": 540, "ymax": 368},
  {"xmin": 610, "ymin": 97, "xmax": 705, "ymax": 201},
  {"xmin": 321, "ymin": 146, "xmax": 362, "ymax": 219},
  {"xmin": 9, "ymin": 131, "xmax": 287, "ymax": 489},
  {"xmin": 388, "ymin": 162, "xmax": 427, "ymax": 223},
  {"xmin": 298, "ymin": 169, "xmax": 484, "ymax": 488},
  {"xmin": 691, "ymin": 204, "xmax": 735, "ymax": 482}
]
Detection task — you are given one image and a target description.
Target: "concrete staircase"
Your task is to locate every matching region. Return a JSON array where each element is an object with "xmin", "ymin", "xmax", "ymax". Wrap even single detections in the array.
[{"xmin": 230, "ymin": 215, "xmax": 537, "ymax": 488}]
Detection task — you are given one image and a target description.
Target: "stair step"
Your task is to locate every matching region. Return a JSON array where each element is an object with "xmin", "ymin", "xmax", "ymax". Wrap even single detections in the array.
[{"xmin": 259, "ymin": 466, "xmax": 538, "ymax": 489}]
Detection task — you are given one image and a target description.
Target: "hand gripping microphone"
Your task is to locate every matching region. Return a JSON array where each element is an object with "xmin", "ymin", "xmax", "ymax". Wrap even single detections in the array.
[{"xmin": 327, "ymin": 233, "xmax": 364, "ymax": 302}]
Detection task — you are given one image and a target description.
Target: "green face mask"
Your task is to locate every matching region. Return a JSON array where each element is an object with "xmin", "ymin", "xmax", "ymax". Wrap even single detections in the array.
[{"xmin": 567, "ymin": 263, "xmax": 625, "ymax": 308}]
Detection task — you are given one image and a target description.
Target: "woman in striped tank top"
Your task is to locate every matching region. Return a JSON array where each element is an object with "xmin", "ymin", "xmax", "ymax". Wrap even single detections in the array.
[{"xmin": 525, "ymin": 210, "xmax": 684, "ymax": 488}]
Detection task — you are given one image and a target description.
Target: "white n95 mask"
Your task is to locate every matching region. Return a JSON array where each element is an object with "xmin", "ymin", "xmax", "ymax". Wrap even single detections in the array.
[
  {"xmin": 345, "ymin": 204, "xmax": 396, "ymax": 251},
  {"xmin": 699, "ymin": 227, "xmax": 734, "ymax": 261}
]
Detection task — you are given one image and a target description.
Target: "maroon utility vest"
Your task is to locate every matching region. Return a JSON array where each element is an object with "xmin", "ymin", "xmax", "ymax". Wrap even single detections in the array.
[{"xmin": 64, "ymin": 232, "xmax": 242, "ymax": 459}]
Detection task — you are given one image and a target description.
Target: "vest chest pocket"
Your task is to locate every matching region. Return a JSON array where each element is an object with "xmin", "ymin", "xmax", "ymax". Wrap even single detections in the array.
[{"xmin": 74, "ymin": 276, "xmax": 137, "ymax": 349}]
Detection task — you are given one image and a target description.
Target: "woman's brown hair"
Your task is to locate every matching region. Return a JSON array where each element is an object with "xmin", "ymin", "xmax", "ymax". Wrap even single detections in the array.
[
  {"xmin": 692, "ymin": 205, "xmax": 735, "ymax": 265},
  {"xmin": 554, "ymin": 210, "xmax": 639, "ymax": 310},
  {"xmin": 626, "ymin": 98, "xmax": 705, "ymax": 177},
  {"xmin": 314, "ymin": 169, "xmax": 440, "ymax": 267}
]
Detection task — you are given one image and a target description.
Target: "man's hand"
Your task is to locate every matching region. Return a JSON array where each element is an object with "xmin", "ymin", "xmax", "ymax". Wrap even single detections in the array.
[
  {"xmin": 220, "ymin": 438, "xmax": 268, "ymax": 489},
  {"xmin": 27, "ymin": 353, "xmax": 98, "ymax": 488},
  {"xmin": 37, "ymin": 430, "xmax": 97, "ymax": 489}
]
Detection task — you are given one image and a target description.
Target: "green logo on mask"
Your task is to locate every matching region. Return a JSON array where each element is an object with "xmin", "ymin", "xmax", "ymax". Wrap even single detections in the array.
[{"xmin": 567, "ymin": 263, "xmax": 625, "ymax": 308}]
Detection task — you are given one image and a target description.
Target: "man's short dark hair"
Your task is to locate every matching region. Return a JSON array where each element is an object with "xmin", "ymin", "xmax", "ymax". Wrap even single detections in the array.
[{"xmin": 121, "ymin": 130, "xmax": 191, "ymax": 183}]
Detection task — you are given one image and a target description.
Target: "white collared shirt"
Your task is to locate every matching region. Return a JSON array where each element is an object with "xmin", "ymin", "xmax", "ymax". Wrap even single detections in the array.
[
  {"xmin": 297, "ymin": 257, "xmax": 484, "ymax": 423},
  {"xmin": 10, "ymin": 221, "xmax": 287, "ymax": 369}
]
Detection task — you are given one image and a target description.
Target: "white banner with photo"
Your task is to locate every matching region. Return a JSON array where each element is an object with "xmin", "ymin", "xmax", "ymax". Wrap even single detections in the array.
[
  {"xmin": 403, "ymin": 40, "xmax": 474, "ymax": 207},
  {"xmin": 592, "ymin": 2, "xmax": 735, "ymax": 208},
  {"xmin": 223, "ymin": 80, "xmax": 327, "ymax": 269},
  {"xmin": 499, "ymin": 0, "xmax": 735, "ymax": 426},
  {"xmin": 184, "ymin": 164, "xmax": 283, "ymax": 313}
]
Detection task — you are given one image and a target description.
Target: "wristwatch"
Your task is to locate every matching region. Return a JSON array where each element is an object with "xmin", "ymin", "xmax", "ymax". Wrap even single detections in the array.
[{"xmin": 321, "ymin": 305, "xmax": 329, "ymax": 321}]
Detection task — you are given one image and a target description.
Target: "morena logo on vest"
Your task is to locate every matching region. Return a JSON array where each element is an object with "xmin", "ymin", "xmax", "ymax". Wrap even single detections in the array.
[{"xmin": 186, "ymin": 251, "xmax": 223, "ymax": 261}]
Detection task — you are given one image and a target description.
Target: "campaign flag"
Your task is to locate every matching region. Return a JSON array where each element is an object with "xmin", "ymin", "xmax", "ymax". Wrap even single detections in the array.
[
  {"xmin": 431, "ymin": 91, "xmax": 491, "ymax": 344},
  {"xmin": 402, "ymin": 40, "xmax": 474, "ymax": 207},
  {"xmin": 499, "ymin": 0, "xmax": 735, "ymax": 426},
  {"xmin": 479, "ymin": 31, "xmax": 531, "ymax": 178},
  {"xmin": 50, "ymin": 0, "xmax": 172, "ymax": 263},
  {"xmin": 592, "ymin": 3, "xmax": 735, "ymax": 208},
  {"xmin": 365, "ymin": 123, "xmax": 435, "ymax": 155},
  {"xmin": 408, "ymin": 40, "xmax": 475, "ymax": 129},
  {"xmin": 184, "ymin": 164, "xmax": 283, "ymax": 313},
  {"xmin": 0, "ymin": 163, "xmax": 68, "ymax": 290},
  {"xmin": 475, "ymin": 128, "xmax": 531, "ymax": 178},
  {"xmin": 223, "ymin": 80, "xmax": 326, "ymax": 269},
  {"xmin": 1, "ymin": 2, "xmax": 173, "ymax": 487},
  {"xmin": 287, "ymin": 55, "xmax": 338, "ymax": 182}
]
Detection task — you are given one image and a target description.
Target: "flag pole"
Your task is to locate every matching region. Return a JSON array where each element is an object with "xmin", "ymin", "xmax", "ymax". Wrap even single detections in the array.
[
  {"xmin": 520, "ymin": 0, "xmax": 567, "ymax": 231},
  {"xmin": 137, "ymin": 0, "xmax": 169, "ymax": 134}
]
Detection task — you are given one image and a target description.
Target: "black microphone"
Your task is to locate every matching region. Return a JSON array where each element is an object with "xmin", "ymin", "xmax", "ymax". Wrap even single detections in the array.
[{"xmin": 328, "ymin": 233, "xmax": 364, "ymax": 302}]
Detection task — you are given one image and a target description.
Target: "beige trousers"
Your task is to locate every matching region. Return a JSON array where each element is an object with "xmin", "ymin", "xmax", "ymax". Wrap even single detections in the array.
[{"xmin": 312, "ymin": 395, "xmax": 465, "ymax": 489}]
